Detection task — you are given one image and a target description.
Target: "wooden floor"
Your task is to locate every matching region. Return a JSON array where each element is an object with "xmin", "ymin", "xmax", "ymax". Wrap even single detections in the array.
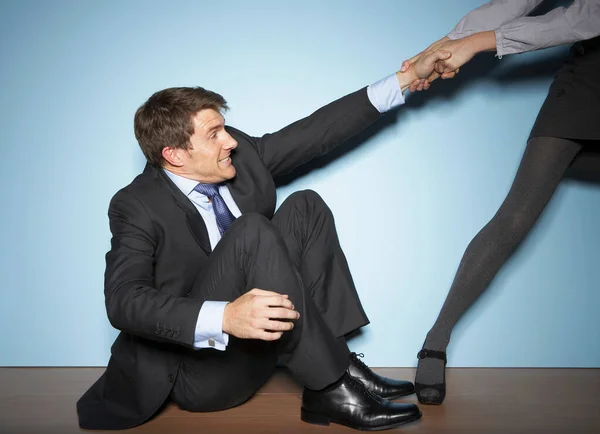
[{"xmin": 1, "ymin": 367, "xmax": 599, "ymax": 434}]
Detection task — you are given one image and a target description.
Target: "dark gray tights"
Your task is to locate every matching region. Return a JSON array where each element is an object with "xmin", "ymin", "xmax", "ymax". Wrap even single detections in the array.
[{"xmin": 416, "ymin": 136, "xmax": 584, "ymax": 398}]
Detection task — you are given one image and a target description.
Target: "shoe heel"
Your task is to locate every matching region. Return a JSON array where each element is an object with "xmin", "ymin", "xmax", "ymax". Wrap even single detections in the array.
[
  {"xmin": 415, "ymin": 382, "xmax": 445, "ymax": 405},
  {"xmin": 416, "ymin": 349, "xmax": 447, "ymax": 405},
  {"xmin": 301, "ymin": 408, "xmax": 330, "ymax": 426}
]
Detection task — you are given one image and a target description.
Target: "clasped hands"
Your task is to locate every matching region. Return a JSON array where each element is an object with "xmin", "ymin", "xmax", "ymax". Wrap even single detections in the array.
[{"xmin": 400, "ymin": 30, "xmax": 496, "ymax": 92}]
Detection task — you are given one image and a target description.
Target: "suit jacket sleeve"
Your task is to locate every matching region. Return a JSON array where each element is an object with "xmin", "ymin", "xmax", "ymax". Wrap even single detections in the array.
[
  {"xmin": 248, "ymin": 87, "xmax": 382, "ymax": 178},
  {"xmin": 104, "ymin": 188, "xmax": 203, "ymax": 348}
]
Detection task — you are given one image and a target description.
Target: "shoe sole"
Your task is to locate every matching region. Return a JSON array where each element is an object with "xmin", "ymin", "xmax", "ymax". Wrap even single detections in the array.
[
  {"xmin": 300, "ymin": 408, "xmax": 422, "ymax": 431},
  {"xmin": 415, "ymin": 383, "xmax": 445, "ymax": 405},
  {"xmin": 417, "ymin": 396, "xmax": 443, "ymax": 405},
  {"xmin": 381, "ymin": 389, "xmax": 416, "ymax": 400}
]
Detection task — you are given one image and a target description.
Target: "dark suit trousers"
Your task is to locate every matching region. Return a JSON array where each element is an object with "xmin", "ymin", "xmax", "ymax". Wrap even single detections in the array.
[{"xmin": 170, "ymin": 190, "xmax": 369, "ymax": 412}]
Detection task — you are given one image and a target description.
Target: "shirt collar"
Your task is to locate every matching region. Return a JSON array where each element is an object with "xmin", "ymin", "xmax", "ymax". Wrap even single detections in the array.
[{"xmin": 162, "ymin": 168, "xmax": 200, "ymax": 197}]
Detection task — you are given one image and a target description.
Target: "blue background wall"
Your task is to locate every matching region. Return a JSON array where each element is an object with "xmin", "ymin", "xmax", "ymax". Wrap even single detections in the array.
[{"xmin": 1, "ymin": 0, "xmax": 598, "ymax": 367}]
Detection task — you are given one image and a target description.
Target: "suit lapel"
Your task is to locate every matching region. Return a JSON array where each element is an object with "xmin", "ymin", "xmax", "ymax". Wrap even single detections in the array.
[
  {"xmin": 149, "ymin": 165, "xmax": 212, "ymax": 255},
  {"xmin": 223, "ymin": 139, "xmax": 276, "ymax": 217},
  {"xmin": 226, "ymin": 178, "xmax": 252, "ymax": 214}
]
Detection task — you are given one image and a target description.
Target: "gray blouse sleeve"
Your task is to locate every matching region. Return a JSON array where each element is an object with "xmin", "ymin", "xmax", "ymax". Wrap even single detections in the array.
[
  {"xmin": 447, "ymin": 0, "xmax": 543, "ymax": 39},
  {"xmin": 495, "ymin": 0, "xmax": 600, "ymax": 56}
]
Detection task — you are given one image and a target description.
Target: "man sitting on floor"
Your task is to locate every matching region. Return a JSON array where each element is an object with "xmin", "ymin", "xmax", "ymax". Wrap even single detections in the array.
[{"xmin": 77, "ymin": 48, "xmax": 452, "ymax": 431}]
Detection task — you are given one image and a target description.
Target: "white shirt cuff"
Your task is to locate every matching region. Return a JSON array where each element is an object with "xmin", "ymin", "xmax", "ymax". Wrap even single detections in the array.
[
  {"xmin": 193, "ymin": 301, "xmax": 230, "ymax": 351},
  {"xmin": 367, "ymin": 73, "xmax": 406, "ymax": 113}
]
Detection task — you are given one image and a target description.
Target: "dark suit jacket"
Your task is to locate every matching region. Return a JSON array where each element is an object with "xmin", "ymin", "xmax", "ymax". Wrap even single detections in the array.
[{"xmin": 77, "ymin": 87, "xmax": 382, "ymax": 430}]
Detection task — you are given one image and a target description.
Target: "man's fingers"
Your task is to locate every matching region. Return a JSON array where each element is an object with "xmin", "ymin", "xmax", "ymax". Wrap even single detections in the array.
[
  {"xmin": 267, "ymin": 307, "xmax": 300, "ymax": 320},
  {"xmin": 427, "ymin": 71, "xmax": 440, "ymax": 82},
  {"xmin": 260, "ymin": 295, "xmax": 294, "ymax": 310},
  {"xmin": 249, "ymin": 289, "xmax": 290, "ymax": 301},
  {"xmin": 442, "ymin": 68, "xmax": 459, "ymax": 78},
  {"xmin": 409, "ymin": 80, "xmax": 421, "ymax": 92},
  {"xmin": 256, "ymin": 331, "xmax": 284, "ymax": 341},
  {"xmin": 249, "ymin": 288, "xmax": 284, "ymax": 297},
  {"xmin": 264, "ymin": 319, "xmax": 294, "ymax": 332},
  {"xmin": 400, "ymin": 52, "xmax": 423, "ymax": 72}
]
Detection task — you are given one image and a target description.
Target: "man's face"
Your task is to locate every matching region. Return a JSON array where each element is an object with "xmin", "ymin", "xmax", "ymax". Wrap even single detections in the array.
[{"xmin": 180, "ymin": 109, "xmax": 238, "ymax": 183}]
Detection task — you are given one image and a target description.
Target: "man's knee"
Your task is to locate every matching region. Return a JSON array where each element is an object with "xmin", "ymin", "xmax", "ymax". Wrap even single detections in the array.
[
  {"xmin": 285, "ymin": 189, "xmax": 332, "ymax": 216},
  {"xmin": 229, "ymin": 213, "xmax": 282, "ymax": 244},
  {"xmin": 288, "ymin": 189, "xmax": 324, "ymax": 204},
  {"xmin": 230, "ymin": 213, "xmax": 274, "ymax": 235}
]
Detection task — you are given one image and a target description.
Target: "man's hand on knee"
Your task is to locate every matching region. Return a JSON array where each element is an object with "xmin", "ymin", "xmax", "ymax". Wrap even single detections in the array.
[{"xmin": 222, "ymin": 288, "xmax": 300, "ymax": 341}]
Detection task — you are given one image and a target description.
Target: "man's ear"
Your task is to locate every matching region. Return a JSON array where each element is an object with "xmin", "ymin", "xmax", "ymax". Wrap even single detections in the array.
[{"xmin": 162, "ymin": 146, "xmax": 184, "ymax": 167}]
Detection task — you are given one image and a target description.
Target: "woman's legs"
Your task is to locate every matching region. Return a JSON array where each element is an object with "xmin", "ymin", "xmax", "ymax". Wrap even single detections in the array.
[{"xmin": 416, "ymin": 136, "xmax": 583, "ymax": 403}]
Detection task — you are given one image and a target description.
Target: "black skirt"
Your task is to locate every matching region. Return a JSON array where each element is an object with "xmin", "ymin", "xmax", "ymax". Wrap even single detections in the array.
[{"xmin": 529, "ymin": 36, "xmax": 600, "ymax": 142}]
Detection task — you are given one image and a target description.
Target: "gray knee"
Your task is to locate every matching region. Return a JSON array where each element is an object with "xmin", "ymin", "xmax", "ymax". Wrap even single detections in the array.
[{"xmin": 493, "ymin": 209, "xmax": 537, "ymax": 246}]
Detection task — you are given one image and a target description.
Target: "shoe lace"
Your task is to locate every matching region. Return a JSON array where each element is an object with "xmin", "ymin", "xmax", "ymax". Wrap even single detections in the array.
[
  {"xmin": 350, "ymin": 352, "xmax": 378, "ymax": 381},
  {"xmin": 347, "ymin": 371, "xmax": 381, "ymax": 401}
]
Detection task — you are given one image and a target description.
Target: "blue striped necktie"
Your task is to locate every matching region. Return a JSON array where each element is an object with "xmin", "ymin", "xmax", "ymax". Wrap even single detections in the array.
[{"xmin": 193, "ymin": 183, "xmax": 236, "ymax": 236}]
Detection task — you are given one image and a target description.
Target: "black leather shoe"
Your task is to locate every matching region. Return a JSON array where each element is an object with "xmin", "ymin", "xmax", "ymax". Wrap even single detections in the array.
[
  {"xmin": 301, "ymin": 372, "xmax": 422, "ymax": 431},
  {"xmin": 348, "ymin": 352, "xmax": 415, "ymax": 399},
  {"xmin": 415, "ymin": 349, "xmax": 447, "ymax": 405}
]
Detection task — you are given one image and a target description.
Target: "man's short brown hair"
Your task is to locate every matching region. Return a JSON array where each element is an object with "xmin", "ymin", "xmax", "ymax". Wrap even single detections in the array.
[{"xmin": 134, "ymin": 87, "xmax": 228, "ymax": 166}]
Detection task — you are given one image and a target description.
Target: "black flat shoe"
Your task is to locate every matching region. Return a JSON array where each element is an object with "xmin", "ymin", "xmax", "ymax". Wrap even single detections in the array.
[
  {"xmin": 348, "ymin": 352, "xmax": 415, "ymax": 399},
  {"xmin": 302, "ymin": 371, "xmax": 422, "ymax": 431},
  {"xmin": 415, "ymin": 349, "xmax": 447, "ymax": 405}
]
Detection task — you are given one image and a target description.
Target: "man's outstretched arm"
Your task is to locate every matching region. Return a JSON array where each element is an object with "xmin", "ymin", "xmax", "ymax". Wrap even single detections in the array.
[{"xmin": 248, "ymin": 49, "xmax": 451, "ymax": 178}]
